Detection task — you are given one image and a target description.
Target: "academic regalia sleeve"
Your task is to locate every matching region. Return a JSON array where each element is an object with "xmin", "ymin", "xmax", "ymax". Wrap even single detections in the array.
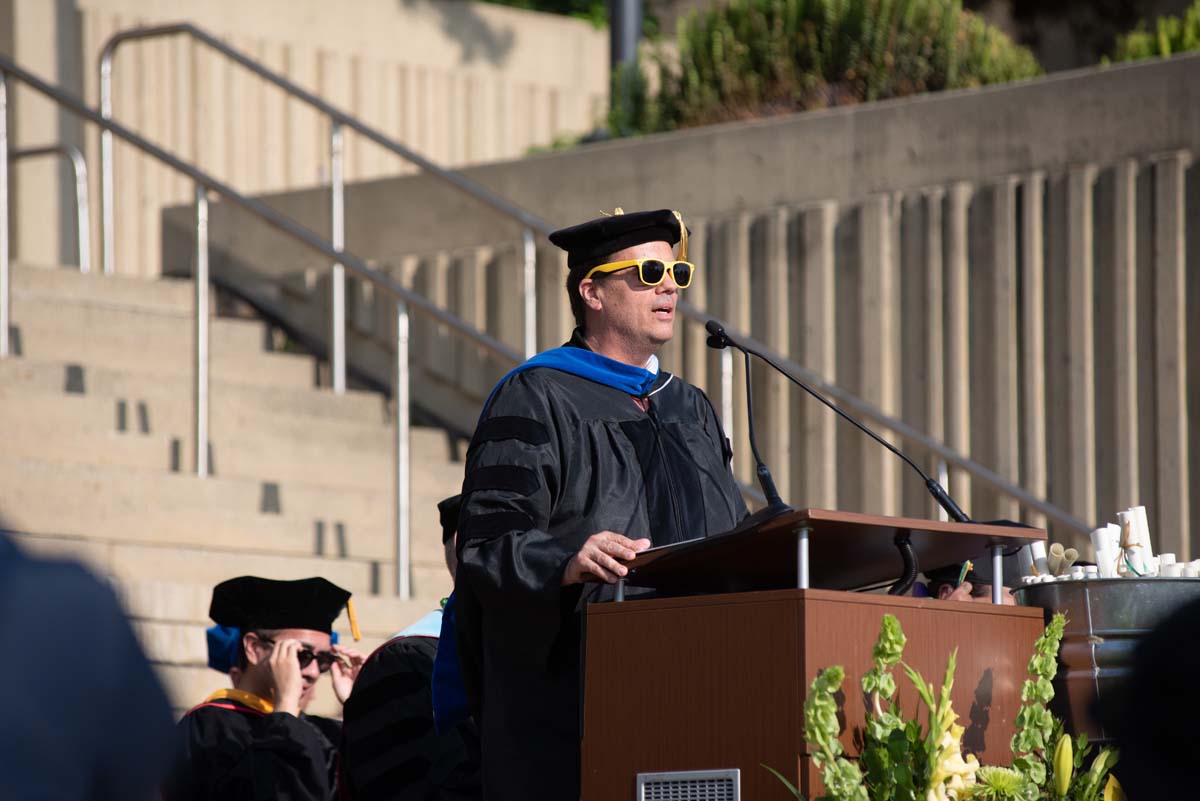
[
  {"xmin": 456, "ymin": 372, "xmax": 577, "ymax": 666},
  {"xmin": 167, "ymin": 706, "xmax": 338, "ymax": 801}
]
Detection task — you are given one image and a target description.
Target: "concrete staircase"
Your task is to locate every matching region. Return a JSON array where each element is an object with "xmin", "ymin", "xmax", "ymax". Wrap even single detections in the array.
[{"xmin": 0, "ymin": 263, "xmax": 462, "ymax": 715}]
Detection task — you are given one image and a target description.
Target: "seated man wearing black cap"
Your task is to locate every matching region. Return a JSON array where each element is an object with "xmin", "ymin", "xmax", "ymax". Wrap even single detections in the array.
[
  {"xmin": 164, "ymin": 576, "xmax": 366, "ymax": 801},
  {"xmin": 455, "ymin": 209, "xmax": 749, "ymax": 800}
]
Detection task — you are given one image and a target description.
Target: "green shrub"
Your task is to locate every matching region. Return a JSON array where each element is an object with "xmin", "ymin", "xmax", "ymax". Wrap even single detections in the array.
[
  {"xmin": 622, "ymin": 0, "xmax": 1040, "ymax": 133},
  {"xmin": 1108, "ymin": 0, "xmax": 1200, "ymax": 62}
]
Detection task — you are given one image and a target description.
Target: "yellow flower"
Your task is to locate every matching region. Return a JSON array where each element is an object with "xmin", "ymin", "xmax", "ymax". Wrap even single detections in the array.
[
  {"xmin": 1103, "ymin": 774, "xmax": 1127, "ymax": 801},
  {"xmin": 1052, "ymin": 734, "xmax": 1073, "ymax": 798},
  {"xmin": 927, "ymin": 721, "xmax": 979, "ymax": 801}
]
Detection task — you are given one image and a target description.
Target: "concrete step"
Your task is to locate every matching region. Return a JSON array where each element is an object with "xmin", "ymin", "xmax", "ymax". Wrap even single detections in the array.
[
  {"xmin": 0, "ymin": 358, "xmax": 385, "ymax": 424},
  {"xmin": 12, "ymin": 261, "xmax": 194, "ymax": 314},
  {"xmin": 9, "ymin": 531, "xmax": 387, "ymax": 592},
  {"xmin": 0, "ymin": 457, "xmax": 463, "ymax": 564},
  {"xmin": 10, "ymin": 298, "xmax": 316, "ymax": 389},
  {"xmin": 10, "ymin": 528, "xmax": 453, "ymax": 602}
]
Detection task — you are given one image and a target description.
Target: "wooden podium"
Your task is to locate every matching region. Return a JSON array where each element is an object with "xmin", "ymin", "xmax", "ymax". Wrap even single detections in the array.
[{"xmin": 580, "ymin": 509, "xmax": 1046, "ymax": 800}]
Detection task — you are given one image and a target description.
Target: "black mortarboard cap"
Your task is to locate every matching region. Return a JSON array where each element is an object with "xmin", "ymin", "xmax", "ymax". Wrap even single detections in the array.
[
  {"xmin": 549, "ymin": 208, "xmax": 689, "ymax": 271},
  {"xmin": 209, "ymin": 576, "xmax": 350, "ymax": 633},
  {"xmin": 438, "ymin": 494, "xmax": 462, "ymax": 544}
]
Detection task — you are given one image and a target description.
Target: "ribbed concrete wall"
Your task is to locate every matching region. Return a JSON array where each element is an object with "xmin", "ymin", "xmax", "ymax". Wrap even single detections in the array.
[
  {"xmin": 164, "ymin": 55, "xmax": 1200, "ymax": 557},
  {"xmin": 1, "ymin": 0, "xmax": 608, "ymax": 276}
]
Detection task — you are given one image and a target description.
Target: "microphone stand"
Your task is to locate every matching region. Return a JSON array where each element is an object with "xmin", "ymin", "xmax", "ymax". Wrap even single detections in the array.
[{"xmin": 706, "ymin": 319, "xmax": 973, "ymax": 595}]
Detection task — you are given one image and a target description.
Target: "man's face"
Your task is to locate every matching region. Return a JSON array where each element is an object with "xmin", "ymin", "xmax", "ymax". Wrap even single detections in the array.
[
  {"xmin": 581, "ymin": 240, "xmax": 680, "ymax": 351},
  {"xmin": 249, "ymin": 628, "xmax": 332, "ymax": 710}
]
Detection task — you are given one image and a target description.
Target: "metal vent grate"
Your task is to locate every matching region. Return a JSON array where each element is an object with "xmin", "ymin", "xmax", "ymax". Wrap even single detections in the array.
[{"xmin": 636, "ymin": 768, "xmax": 740, "ymax": 801}]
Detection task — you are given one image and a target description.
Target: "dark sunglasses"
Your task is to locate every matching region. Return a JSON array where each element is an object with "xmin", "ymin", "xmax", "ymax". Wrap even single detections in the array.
[
  {"xmin": 258, "ymin": 637, "xmax": 338, "ymax": 673},
  {"xmin": 582, "ymin": 258, "xmax": 695, "ymax": 288}
]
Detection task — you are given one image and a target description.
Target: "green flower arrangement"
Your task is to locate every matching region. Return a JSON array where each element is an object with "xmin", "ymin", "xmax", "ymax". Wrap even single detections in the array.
[{"xmin": 764, "ymin": 613, "xmax": 1124, "ymax": 801}]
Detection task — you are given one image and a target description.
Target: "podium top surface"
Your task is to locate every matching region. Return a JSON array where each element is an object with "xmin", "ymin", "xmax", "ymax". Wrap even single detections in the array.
[{"xmin": 623, "ymin": 508, "xmax": 1045, "ymax": 595}]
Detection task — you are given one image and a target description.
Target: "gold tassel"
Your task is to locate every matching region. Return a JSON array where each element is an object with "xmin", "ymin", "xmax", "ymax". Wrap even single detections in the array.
[
  {"xmin": 673, "ymin": 210, "xmax": 688, "ymax": 260},
  {"xmin": 600, "ymin": 207, "xmax": 625, "ymax": 217},
  {"xmin": 346, "ymin": 598, "xmax": 362, "ymax": 642}
]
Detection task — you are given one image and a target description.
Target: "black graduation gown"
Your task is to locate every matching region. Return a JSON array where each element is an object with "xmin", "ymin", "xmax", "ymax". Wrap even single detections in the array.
[
  {"xmin": 164, "ymin": 697, "xmax": 339, "ymax": 801},
  {"xmin": 340, "ymin": 635, "xmax": 482, "ymax": 801},
  {"xmin": 455, "ymin": 340, "xmax": 748, "ymax": 801}
]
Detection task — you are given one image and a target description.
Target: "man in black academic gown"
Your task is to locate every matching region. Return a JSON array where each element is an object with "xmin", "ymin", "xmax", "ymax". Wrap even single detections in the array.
[
  {"xmin": 164, "ymin": 576, "xmax": 366, "ymax": 801},
  {"xmin": 455, "ymin": 209, "xmax": 749, "ymax": 800}
]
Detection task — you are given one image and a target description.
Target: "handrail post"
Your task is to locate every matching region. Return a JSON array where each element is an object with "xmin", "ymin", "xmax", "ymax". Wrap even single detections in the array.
[
  {"xmin": 522, "ymin": 228, "xmax": 536, "ymax": 358},
  {"xmin": 0, "ymin": 74, "xmax": 9, "ymax": 359},
  {"xmin": 67, "ymin": 146, "xmax": 91, "ymax": 274},
  {"xmin": 195, "ymin": 184, "xmax": 210, "ymax": 477},
  {"xmin": 9, "ymin": 147, "xmax": 92, "ymax": 273},
  {"xmin": 395, "ymin": 299, "xmax": 412, "ymax": 599},
  {"xmin": 99, "ymin": 49, "xmax": 115, "ymax": 276},
  {"xmin": 330, "ymin": 122, "xmax": 346, "ymax": 394}
]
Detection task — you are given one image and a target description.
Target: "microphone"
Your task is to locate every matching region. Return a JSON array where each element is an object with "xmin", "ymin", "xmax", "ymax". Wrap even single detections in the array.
[
  {"xmin": 704, "ymin": 319, "xmax": 971, "ymax": 524},
  {"xmin": 704, "ymin": 321, "xmax": 792, "ymax": 520}
]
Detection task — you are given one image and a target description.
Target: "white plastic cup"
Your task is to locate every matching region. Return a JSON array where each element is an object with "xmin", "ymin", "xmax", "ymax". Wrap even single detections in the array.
[
  {"xmin": 1160, "ymin": 553, "xmax": 1177, "ymax": 567},
  {"xmin": 1029, "ymin": 541, "xmax": 1050, "ymax": 577},
  {"xmin": 1018, "ymin": 545, "xmax": 1036, "ymax": 578},
  {"xmin": 1163, "ymin": 563, "xmax": 1184, "ymax": 578},
  {"xmin": 1084, "ymin": 565, "xmax": 1099, "ymax": 579},
  {"xmin": 1069, "ymin": 565, "xmax": 1086, "ymax": 580},
  {"xmin": 1185, "ymin": 564, "xmax": 1200, "ymax": 578}
]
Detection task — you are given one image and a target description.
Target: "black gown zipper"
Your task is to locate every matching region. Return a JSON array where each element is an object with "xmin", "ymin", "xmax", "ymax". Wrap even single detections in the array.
[{"xmin": 645, "ymin": 399, "xmax": 686, "ymax": 541}]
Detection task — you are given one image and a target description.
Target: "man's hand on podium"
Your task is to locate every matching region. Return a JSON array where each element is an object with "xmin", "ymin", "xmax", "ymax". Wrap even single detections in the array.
[{"xmin": 562, "ymin": 532, "xmax": 651, "ymax": 586}]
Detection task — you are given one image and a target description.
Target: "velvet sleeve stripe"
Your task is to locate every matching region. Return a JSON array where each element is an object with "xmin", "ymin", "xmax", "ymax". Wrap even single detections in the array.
[
  {"xmin": 463, "ymin": 465, "xmax": 540, "ymax": 496},
  {"xmin": 473, "ymin": 415, "xmax": 551, "ymax": 447},
  {"xmin": 459, "ymin": 510, "xmax": 536, "ymax": 543}
]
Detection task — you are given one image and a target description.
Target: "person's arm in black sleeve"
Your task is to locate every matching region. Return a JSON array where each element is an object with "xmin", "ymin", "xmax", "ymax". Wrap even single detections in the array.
[{"xmin": 456, "ymin": 373, "xmax": 574, "ymax": 662}]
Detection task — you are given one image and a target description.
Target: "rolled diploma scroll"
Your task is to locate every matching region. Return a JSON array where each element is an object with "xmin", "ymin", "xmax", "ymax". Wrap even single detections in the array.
[
  {"xmin": 1048, "ymin": 543, "xmax": 1066, "ymax": 576},
  {"xmin": 1090, "ymin": 524, "xmax": 1121, "ymax": 554},
  {"xmin": 1131, "ymin": 506, "xmax": 1155, "ymax": 561},
  {"xmin": 1117, "ymin": 510, "xmax": 1147, "ymax": 575},
  {"xmin": 1060, "ymin": 547, "xmax": 1079, "ymax": 574},
  {"xmin": 1095, "ymin": 547, "xmax": 1119, "ymax": 578}
]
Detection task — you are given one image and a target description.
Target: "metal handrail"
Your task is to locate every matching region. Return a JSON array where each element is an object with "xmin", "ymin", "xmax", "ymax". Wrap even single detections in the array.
[
  {"xmin": 0, "ymin": 56, "xmax": 523, "ymax": 599},
  {"xmin": 9, "ymin": 145, "xmax": 92, "ymax": 274},
  {"xmin": 99, "ymin": 22, "xmax": 550, "ymax": 390}
]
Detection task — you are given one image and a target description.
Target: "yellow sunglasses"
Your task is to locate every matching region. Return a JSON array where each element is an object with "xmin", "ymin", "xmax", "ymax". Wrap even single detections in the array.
[{"xmin": 581, "ymin": 258, "xmax": 695, "ymax": 288}]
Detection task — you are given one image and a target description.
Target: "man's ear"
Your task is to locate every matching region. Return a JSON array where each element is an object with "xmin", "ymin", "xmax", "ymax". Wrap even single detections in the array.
[
  {"xmin": 242, "ymin": 632, "xmax": 265, "ymax": 666},
  {"xmin": 578, "ymin": 278, "xmax": 604, "ymax": 313}
]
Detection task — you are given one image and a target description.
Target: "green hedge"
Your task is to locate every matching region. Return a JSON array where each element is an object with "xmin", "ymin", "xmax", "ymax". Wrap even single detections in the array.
[
  {"xmin": 1109, "ymin": 0, "xmax": 1200, "ymax": 62},
  {"xmin": 617, "ymin": 0, "xmax": 1041, "ymax": 134}
]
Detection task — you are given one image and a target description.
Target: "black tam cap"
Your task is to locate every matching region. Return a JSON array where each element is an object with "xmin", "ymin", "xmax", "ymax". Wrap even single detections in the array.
[
  {"xmin": 438, "ymin": 494, "xmax": 462, "ymax": 544},
  {"xmin": 549, "ymin": 208, "xmax": 689, "ymax": 271},
  {"xmin": 209, "ymin": 576, "xmax": 350, "ymax": 633}
]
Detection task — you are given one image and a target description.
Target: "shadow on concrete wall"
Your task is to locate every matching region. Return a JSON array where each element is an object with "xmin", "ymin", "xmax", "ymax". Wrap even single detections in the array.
[{"xmin": 396, "ymin": 0, "xmax": 516, "ymax": 66}]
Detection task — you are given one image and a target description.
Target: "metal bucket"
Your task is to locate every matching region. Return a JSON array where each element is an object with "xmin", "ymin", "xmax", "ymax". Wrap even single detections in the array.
[{"xmin": 1014, "ymin": 578, "xmax": 1200, "ymax": 742}]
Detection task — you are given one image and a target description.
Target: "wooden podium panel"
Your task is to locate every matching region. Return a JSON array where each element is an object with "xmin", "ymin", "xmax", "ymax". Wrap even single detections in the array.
[{"xmin": 581, "ymin": 589, "xmax": 1044, "ymax": 801}]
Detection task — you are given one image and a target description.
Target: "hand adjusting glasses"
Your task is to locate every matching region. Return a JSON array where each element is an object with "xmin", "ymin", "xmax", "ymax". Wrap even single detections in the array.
[
  {"xmin": 582, "ymin": 257, "xmax": 694, "ymax": 289},
  {"xmin": 259, "ymin": 637, "xmax": 339, "ymax": 673}
]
